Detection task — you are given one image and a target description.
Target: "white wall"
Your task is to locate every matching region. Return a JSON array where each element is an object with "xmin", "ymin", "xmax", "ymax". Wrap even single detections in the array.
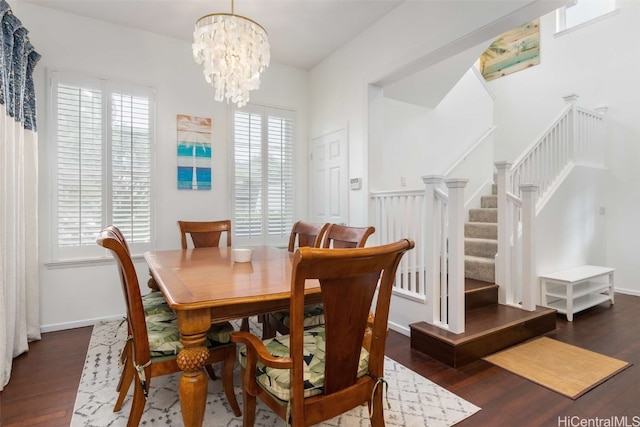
[
  {"xmin": 309, "ymin": 0, "xmax": 562, "ymax": 226},
  {"xmin": 489, "ymin": 1, "xmax": 640, "ymax": 294},
  {"xmin": 374, "ymin": 68, "xmax": 494, "ymax": 190},
  {"xmin": 11, "ymin": 2, "xmax": 309, "ymax": 330},
  {"xmin": 535, "ymin": 166, "xmax": 607, "ymax": 278}
]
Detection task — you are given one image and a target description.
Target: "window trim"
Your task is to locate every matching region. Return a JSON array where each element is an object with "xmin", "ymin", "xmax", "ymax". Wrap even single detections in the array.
[
  {"xmin": 46, "ymin": 69, "xmax": 156, "ymax": 263},
  {"xmin": 555, "ymin": 0, "xmax": 618, "ymax": 36}
]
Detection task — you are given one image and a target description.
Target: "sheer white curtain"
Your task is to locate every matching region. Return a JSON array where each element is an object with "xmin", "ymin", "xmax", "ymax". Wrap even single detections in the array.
[{"xmin": 0, "ymin": 0, "xmax": 41, "ymax": 391}]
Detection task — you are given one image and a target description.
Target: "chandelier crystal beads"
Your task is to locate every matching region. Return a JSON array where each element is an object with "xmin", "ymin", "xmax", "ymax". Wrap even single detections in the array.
[{"xmin": 192, "ymin": 6, "xmax": 270, "ymax": 108}]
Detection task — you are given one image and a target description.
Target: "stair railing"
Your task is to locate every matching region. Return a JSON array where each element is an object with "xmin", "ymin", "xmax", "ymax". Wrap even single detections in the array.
[
  {"xmin": 370, "ymin": 177, "xmax": 467, "ymax": 333},
  {"xmin": 495, "ymin": 162, "xmax": 538, "ymax": 310},
  {"xmin": 509, "ymin": 95, "xmax": 606, "ymax": 207},
  {"xmin": 496, "ymin": 95, "xmax": 605, "ymax": 309}
]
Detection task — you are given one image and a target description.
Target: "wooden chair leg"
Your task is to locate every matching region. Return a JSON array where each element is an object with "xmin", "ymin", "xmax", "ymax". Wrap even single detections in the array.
[
  {"xmin": 116, "ymin": 339, "xmax": 131, "ymax": 392},
  {"xmin": 205, "ymin": 364, "xmax": 217, "ymax": 381},
  {"xmin": 370, "ymin": 383, "xmax": 386, "ymax": 427},
  {"xmin": 242, "ymin": 388, "xmax": 257, "ymax": 427},
  {"xmin": 127, "ymin": 377, "xmax": 148, "ymax": 427},
  {"xmin": 261, "ymin": 315, "xmax": 277, "ymax": 340},
  {"xmin": 222, "ymin": 347, "xmax": 241, "ymax": 417},
  {"xmin": 240, "ymin": 317, "xmax": 250, "ymax": 332},
  {"xmin": 114, "ymin": 358, "xmax": 135, "ymax": 412}
]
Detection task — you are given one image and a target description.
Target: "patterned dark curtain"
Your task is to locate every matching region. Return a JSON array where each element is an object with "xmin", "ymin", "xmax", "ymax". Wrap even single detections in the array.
[
  {"xmin": 0, "ymin": 0, "xmax": 40, "ymax": 391},
  {"xmin": 0, "ymin": 0, "xmax": 39, "ymax": 130}
]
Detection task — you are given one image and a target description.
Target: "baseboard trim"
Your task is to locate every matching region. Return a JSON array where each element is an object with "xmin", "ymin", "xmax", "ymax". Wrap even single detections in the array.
[
  {"xmin": 615, "ymin": 288, "xmax": 640, "ymax": 297},
  {"xmin": 388, "ymin": 321, "xmax": 410, "ymax": 337},
  {"xmin": 40, "ymin": 315, "xmax": 124, "ymax": 333}
]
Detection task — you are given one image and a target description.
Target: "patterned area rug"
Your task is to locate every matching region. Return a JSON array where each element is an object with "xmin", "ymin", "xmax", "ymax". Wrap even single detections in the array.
[{"xmin": 72, "ymin": 320, "xmax": 480, "ymax": 426}]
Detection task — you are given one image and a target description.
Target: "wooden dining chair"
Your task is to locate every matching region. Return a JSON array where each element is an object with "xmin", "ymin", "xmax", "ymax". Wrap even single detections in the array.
[
  {"xmin": 263, "ymin": 223, "xmax": 376, "ymax": 339},
  {"xmin": 321, "ymin": 223, "xmax": 376, "ymax": 248},
  {"xmin": 231, "ymin": 239, "xmax": 414, "ymax": 427},
  {"xmin": 261, "ymin": 220, "xmax": 329, "ymax": 339},
  {"xmin": 178, "ymin": 219, "xmax": 232, "ymax": 249},
  {"xmin": 106, "ymin": 226, "xmax": 178, "ymax": 397},
  {"xmin": 177, "ymin": 219, "xmax": 252, "ymax": 332},
  {"xmin": 97, "ymin": 226, "xmax": 241, "ymax": 426},
  {"xmin": 287, "ymin": 220, "xmax": 330, "ymax": 252}
]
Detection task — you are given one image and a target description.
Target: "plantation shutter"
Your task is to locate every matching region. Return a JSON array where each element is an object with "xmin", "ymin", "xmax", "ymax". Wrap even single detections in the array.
[
  {"xmin": 266, "ymin": 111, "xmax": 294, "ymax": 236},
  {"xmin": 233, "ymin": 105, "xmax": 294, "ymax": 244},
  {"xmin": 50, "ymin": 71, "xmax": 154, "ymax": 260},
  {"xmin": 110, "ymin": 92, "xmax": 152, "ymax": 244},
  {"xmin": 55, "ymin": 82, "xmax": 104, "ymax": 250}
]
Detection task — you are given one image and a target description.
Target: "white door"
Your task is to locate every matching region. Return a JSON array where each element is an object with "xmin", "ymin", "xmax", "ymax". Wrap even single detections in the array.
[{"xmin": 310, "ymin": 128, "xmax": 348, "ymax": 225}]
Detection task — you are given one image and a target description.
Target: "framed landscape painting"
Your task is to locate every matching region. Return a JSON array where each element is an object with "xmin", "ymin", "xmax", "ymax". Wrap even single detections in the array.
[
  {"xmin": 177, "ymin": 114, "xmax": 212, "ymax": 190},
  {"xmin": 480, "ymin": 19, "xmax": 540, "ymax": 81}
]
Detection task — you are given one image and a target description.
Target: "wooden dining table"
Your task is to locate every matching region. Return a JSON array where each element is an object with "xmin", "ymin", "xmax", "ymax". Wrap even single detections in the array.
[{"xmin": 144, "ymin": 245, "xmax": 322, "ymax": 427}]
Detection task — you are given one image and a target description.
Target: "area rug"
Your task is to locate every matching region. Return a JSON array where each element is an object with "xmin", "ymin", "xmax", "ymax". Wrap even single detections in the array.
[
  {"xmin": 483, "ymin": 337, "xmax": 631, "ymax": 399},
  {"xmin": 72, "ymin": 320, "xmax": 480, "ymax": 426}
]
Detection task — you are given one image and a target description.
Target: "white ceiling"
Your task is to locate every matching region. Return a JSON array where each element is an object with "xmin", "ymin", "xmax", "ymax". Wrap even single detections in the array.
[{"xmin": 21, "ymin": 0, "xmax": 403, "ymax": 70}]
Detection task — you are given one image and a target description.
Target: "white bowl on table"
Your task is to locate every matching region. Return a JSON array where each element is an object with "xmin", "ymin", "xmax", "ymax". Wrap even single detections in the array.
[{"xmin": 232, "ymin": 248, "xmax": 253, "ymax": 263}]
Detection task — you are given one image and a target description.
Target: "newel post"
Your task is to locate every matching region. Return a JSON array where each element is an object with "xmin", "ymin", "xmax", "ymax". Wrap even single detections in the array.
[
  {"xmin": 445, "ymin": 178, "xmax": 468, "ymax": 334},
  {"xmin": 422, "ymin": 175, "xmax": 443, "ymax": 325},
  {"xmin": 563, "ymin": 94, "xmax": 579, "ymax": 163},
  {"xmin": 494, "ymin": 161, "xmax": 512, "ymax": 305},
  {"xmin": 520, "ymin": 184, "xmax": 538, "ymax": 311}
]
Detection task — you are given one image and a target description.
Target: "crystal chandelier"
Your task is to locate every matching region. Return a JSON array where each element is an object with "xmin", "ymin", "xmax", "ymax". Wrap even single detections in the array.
[{"xmin": 192, "ymin": 0, "xmax": 270, "ymax": 108}]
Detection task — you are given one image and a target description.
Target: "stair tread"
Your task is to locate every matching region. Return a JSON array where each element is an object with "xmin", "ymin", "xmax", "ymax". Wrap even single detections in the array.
[
  {"xmin": 465, "ymin": 255, "xmax": 495, "ymax": 263},
  {"xmin": 465, "ymin": 279, "xmax": 498, "ymax": 293},
  {"xmin": 410, "ymin": 305, "xmax": 557, "ymax": 345},
  {"xmin": 465, "ymin": 237, "xmax": 497, "ymax": 243}
]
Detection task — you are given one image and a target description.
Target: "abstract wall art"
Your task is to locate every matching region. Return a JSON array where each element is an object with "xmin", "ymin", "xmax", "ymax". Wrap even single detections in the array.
[
  {"xmin": 177, "ymin": 114, "xmax": 212, "ymax": 190},
  {"xmin": 480, "ymin": 19, "xmax": 540, "ymax": 82}
]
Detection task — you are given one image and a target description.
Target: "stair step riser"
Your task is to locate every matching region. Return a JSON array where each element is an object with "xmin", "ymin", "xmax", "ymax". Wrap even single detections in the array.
[
  {"xmin": 465, "ymin": 258, "xmax": 495, "ymax": 283},
  {"xmin": 465, "ymin": 240, "xmax": 497, "ymax": 258},
  {"xmin": 481, "ymin": 195, "xmax": 497, "ymax": 209},
  {"xmin": 465, "ymin": 286, "xmax": 499, "ymax": 311},
  {"xmin": 465, "ymin": 223, "xmax": 497, "ymax": 239},
  {"xmin": 469, "ymin": 208, "xmax": 497, "ymax": 223}
]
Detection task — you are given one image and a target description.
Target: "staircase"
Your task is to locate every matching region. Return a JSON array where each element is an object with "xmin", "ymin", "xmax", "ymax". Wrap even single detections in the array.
[
  {"xmin": 409, "ymin": 185, "xmax": 557, "ymax": 367},
  {"xmin": 465, "ymin": 185, "xmax": 498, "ymax": 283},
  {"xmin": 409, "ymin": 281, "xmax": 556, "ymax": 367}
]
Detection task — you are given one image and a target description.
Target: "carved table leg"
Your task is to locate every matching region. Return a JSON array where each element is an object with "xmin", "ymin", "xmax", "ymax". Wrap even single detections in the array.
[
  {"xmin": 176, "ymin": 309, "xmax": 211, "ymax": 427},
  {"xmin": 147, "ymin": 269, "xmax": 159, "ymax": 291}
]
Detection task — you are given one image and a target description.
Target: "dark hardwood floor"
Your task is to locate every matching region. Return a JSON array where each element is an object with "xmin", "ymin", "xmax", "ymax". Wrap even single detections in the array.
[{"xmin": 2, "ymin": 294, "xmax": 639, "ymax": 427}]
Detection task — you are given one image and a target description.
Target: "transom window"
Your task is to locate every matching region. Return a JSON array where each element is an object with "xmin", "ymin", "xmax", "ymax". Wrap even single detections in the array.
[{"xmin": 556, "ymin": 0, "xmax": 617, "ymax": 33}]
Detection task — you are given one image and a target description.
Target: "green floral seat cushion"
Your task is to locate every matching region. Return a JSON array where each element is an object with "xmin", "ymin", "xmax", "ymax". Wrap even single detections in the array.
[
  {"xmin": 238, "ymin": 326, "xmax": 369, "ymax": 402},
  {"xmin": 146, "ymin": 310, "xmax": 234, "ymax": 357},
  {"xmin": 271, "ymin": 304, "xmax": 325, "ymax": 328},
  {"xmin": 141, "ymin": 291, "xmax": 172, "ymax": 316}
]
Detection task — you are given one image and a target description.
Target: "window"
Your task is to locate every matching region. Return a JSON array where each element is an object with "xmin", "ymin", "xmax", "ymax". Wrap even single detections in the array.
[
  {"xmin": 232, "ymin": 104, "xmax": 294, "ymax": 245},
  {"xmin": 556, "ymin": 0, "xmax": 616, "ymax": 33},
  {"xmin": 49, "ymin": 71, "xmax": 155, "ymax": 260}
]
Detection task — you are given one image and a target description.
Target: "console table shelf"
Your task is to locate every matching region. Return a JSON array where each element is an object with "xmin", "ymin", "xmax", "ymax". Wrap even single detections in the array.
[{"xmin": 540, "ymin": 265, "xmax": 614, "ymax": 321}]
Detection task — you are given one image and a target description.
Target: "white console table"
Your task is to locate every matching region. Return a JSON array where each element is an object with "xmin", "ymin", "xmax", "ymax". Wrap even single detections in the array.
[{"xmin": 540, "ymin": 265, "xmax": 615, "ymax": 321}]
